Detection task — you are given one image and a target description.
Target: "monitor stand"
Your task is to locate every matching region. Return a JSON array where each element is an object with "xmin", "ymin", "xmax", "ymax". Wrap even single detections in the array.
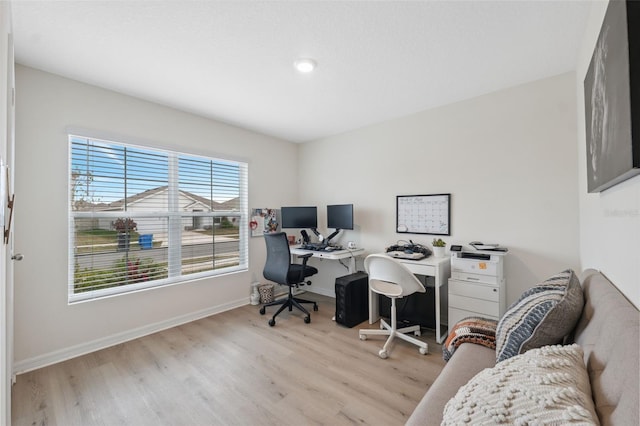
[
  {"xmin": 325, "ymin": 229, "xmax": 341, "ymax": 245},
  {"xmin": 311, "ymin": 227, "xmax": 325, "ymax": 242}
]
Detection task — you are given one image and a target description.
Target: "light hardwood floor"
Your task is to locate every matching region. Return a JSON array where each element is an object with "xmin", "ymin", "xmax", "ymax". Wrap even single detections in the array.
[{"xmin": 12, "ymin": 293, "xmax": 445, "ymax": 425}]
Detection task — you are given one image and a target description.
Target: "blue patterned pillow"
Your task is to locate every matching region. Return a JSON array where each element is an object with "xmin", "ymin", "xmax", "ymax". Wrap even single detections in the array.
[{"xmin": 495, "ymin": 269, "xmax": 584, "ymax": 362}]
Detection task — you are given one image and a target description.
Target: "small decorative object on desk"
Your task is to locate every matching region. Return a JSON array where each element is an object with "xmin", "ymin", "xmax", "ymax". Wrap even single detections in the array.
[{"xmin": 432, "ymin": 238, "xmax": 446, "ymax": 258}]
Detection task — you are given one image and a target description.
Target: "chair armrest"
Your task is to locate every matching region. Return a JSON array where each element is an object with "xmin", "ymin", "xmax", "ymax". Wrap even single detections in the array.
[{"xmin": 296, "ymin": 253, "xmax": 313, "ymax": 283}]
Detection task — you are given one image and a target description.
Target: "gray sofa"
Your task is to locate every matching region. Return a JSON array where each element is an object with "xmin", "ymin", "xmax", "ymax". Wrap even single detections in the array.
[{"xmin": 406, "ymin": 269, "xmax": 640, "ymax": 426}]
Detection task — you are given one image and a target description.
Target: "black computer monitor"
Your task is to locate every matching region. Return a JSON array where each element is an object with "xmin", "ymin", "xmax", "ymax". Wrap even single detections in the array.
[
  {"xmin": 280, "ymin": 206, "xmax": 318, "ymax": 229},
  {"xmin": 327, "ymin": 204, "xmax": 354, "ymax": 230}
]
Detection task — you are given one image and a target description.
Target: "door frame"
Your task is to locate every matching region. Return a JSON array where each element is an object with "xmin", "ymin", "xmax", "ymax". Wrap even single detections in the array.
[{"xmin": 1, "ymin": 4, "xmax": 15, "ymax": 423}]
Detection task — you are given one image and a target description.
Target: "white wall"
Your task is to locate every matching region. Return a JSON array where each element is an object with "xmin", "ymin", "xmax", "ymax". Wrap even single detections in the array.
[
  {"xmin": 14, "ymin": 0, "xmax": 639, "ymax": 372},
  {"xmin": 299, "ymin": 73, "xmax": 580, "ymax": 306},
  {"xmin": 13, "ymin": 65, "xmax": 299, "ymax": 370},
  {"xmin": 576, "ymin": 1, "xmax": 640, "ymax": 309}
]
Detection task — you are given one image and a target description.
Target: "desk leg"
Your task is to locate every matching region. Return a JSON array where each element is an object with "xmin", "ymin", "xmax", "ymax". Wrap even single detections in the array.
[
  {"xmin": 368, "ymin": 288, "xmax": 379, "ymax": 324},
  {"xmin": 435, "ymin": 279, "xmax": 443, "ymax": 344},
  {"xmin": 434, "ymin": 268, "xmax": 449, "ymax": 344},
  {"xmin": 348, "ymin": 257, "xmax": 356, "ymax": 274}
]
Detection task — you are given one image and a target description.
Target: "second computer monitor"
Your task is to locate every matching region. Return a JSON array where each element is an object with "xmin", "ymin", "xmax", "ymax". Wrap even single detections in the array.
[{"xmin": 327, "ymin": 204, "xmax": 354, "ymax": 230}]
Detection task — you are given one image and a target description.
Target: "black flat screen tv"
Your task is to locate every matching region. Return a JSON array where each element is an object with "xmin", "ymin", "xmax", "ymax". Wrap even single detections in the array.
[
  {"xmin": 280, "ymin": 206, "xmax": 318, "ymax": 229},
  {"xmin": 327, "ymin": 204, "xmax": 354, "ymax": 230}
]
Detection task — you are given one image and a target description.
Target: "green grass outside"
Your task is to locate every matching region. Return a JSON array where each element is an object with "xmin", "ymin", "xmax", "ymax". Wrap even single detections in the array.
[{"xmin": 75, "ymin": 229, "xmax": 137, "ymax": 246}]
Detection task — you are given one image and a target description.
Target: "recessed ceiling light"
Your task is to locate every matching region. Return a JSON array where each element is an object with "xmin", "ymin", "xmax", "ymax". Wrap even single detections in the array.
[{"xmin": 294, "ymin": 58, "xmax": 317, "ymax": 73}]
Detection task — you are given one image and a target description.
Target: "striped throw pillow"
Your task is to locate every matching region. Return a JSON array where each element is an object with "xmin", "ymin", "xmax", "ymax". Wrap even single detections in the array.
[{"xmin": 495, "ymin": 269, "xmax": 584, "ymax": 362}]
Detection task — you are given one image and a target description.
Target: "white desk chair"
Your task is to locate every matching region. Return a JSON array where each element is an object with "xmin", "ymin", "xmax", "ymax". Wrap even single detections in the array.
[{"xmin": 359, "ymin": 254, "xmax": 428, "ymax": 358}]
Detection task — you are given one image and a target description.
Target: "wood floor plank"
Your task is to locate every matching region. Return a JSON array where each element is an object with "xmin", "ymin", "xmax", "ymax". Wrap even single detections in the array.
[{"xmin": 12, "ymin": 293, "xmax": 445, "ymax": 425}]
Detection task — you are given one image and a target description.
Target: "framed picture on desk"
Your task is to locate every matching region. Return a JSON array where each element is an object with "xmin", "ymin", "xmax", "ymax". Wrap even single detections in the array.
[{"xmin": 396, "ymin": 193, "xmax": 451, "ymax": 235}]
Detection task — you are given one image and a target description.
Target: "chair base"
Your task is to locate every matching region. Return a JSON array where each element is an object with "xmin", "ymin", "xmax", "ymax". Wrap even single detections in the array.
[
  {"xmin": 359, "ymin": 297, "xmax": 428, "ymax": 358},
  {"xmin": 259, "ymin": 286, "xmax": 318, "ymax": 326}
]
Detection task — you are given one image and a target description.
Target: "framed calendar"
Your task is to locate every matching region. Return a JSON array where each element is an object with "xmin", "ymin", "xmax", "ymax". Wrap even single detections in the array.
[{"xmin": 396, "ymin": 194, "xmax": 451, "ymax": 235}]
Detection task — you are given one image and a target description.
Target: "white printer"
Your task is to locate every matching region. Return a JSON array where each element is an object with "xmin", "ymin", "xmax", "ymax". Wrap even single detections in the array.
[{"xmin": 448, "ymin": 251, "xmax": 506, "ymax": 329}]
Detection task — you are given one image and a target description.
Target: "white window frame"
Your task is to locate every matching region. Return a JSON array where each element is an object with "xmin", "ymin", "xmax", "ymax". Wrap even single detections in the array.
[{"xmin": 68, "ymin": 134, "xmax": 249, "ymax": 303}]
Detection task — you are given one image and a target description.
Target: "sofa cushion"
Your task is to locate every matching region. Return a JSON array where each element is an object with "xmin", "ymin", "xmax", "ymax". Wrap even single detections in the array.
[
  {"xmin": 405, "ymin": 343, "xmax": 496, "ymax": 426},
  {"xmin": 573, "ymin": 269, "xmax": 640, "ymax": 426},
  {"xmin": 495, "ymin": 269, "xmax": 584, "ymax": 362},
  {"xmin": 442, "ymin": 344, "xmax": 599, "ymax": 425}
]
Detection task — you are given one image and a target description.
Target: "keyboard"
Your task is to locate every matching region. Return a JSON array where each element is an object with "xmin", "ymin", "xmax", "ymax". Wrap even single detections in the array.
[
  {"xmin": 387, "ymin": 250, "xmax": 426, "ymax": 260},
  {"xmin": 301, "ymin": 243, "xmax": 326, "ymax": 251},
  {"xmin": 300, "ymin": 244, "xmax": 343, "ymax": 252}
]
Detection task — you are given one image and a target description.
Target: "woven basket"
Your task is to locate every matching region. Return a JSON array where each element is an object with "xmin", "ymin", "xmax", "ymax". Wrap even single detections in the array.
[{"xmin": 258, "ymin": 284, "xmax": 275, "ymax": 304}]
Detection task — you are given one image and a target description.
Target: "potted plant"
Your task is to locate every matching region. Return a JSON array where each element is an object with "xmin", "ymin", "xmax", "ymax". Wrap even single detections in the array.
[
  {"xmin": 113, "ymin": 218, "xmax": 137, "ymax": 251},
  {"xmin": 432, "ymin": 238, "xmax": 446, "ymax": 258}
]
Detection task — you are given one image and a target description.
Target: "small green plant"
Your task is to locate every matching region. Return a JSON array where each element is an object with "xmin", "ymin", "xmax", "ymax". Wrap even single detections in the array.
[
  {"xmin": 432, "ymin": 238, "xmax": 446, "ymax": 247},
  {"xmin": 220, "ymin": 216, "xmax": 234, "ymax": 228}
]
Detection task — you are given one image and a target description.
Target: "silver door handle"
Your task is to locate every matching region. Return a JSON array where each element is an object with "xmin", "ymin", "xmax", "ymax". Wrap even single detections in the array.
[{"xmin": 11, "ymin": 253, "xmax": 23, "ymax": 261}]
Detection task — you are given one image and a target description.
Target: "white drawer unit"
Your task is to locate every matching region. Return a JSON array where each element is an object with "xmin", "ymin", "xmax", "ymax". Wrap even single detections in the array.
[{"xmin": 448, "ymin": 251, "xmax": 506, "ymax": 331}]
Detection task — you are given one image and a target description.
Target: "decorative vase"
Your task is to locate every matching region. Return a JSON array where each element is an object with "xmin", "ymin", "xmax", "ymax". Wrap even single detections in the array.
[
  {"xmin": 433, "ymin": 246, "xmax": 446, "ymax": 258},
  {"xmin": 250, "ymin": 282, "xmax": 260, "ymax": 305}
]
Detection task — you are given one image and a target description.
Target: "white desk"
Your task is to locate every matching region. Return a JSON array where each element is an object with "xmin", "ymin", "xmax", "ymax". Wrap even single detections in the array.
[
  {"xmin": 368, "ymin": 255, "xmax": 451, "ymax": 344},
  {"xmin": 290, "ymin": 246, "xmax": 365, "ymax": 274}
]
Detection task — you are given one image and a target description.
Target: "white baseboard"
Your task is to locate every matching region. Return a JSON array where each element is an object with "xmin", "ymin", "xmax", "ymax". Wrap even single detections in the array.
[
  {"xmin": 13, "ymin": 297, "xmax": 248, "ymax": 375},
  {"xmin": 306, "ymin": 286, "xmax": 335, "ymax": 298},
  {"xmin": 274, "ymin": 285, "xmax": 335, "ymax": 298}
]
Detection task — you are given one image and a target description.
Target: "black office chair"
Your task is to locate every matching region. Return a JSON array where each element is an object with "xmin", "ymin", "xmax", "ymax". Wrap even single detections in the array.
[{"xmin": 260, "ymin": 232, "xmax": 319, "ymax": 326}]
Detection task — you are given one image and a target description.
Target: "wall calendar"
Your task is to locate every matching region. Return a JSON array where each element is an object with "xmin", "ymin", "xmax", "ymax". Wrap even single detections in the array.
[{"xmin": 396, "ymin": 194, "xmax": 451, "ymax": 235}]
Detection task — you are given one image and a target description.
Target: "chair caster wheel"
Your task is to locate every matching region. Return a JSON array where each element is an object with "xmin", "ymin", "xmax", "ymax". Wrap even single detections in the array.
[
  {"xmin": 304, "ymin": 316, "xmax": 311, "ymax": 324},
  {"xmin": 378, "ymin": 350, "xmax": 388, "ymax": 359},
  {"xmin": 268, "ymin": 319, "xmax": 275, "ymax": 326},
  {"xmin": 419, "ymin": 347, "xmax": 428, "ymax": 355},
  {"xmin": 359, "ymin": 334, "xmax": 367, "ymax": 341},
  {"xmin": 313, "ymin": 304, "xmax": 318, "ymax": 311},
  {"xmin": 259, "ymin": 307, "xmax": 266, "ymax": 315}
]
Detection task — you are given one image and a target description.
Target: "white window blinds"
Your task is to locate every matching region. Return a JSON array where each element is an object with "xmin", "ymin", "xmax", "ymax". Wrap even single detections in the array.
[{"xmin": 69, "ymin": 135, "xmax": 248, "ymax": 302}]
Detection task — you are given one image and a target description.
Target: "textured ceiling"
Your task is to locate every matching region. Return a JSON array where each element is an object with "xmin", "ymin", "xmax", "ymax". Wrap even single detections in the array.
[{"xmin": 11, "ymin": 0, "xmax": 592, "ymax": 143}]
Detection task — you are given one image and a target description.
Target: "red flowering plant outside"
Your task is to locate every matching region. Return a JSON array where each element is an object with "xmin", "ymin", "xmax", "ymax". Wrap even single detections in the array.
[
  {"xmin": 127, "ymin": 258, "xmax": 149, "ymax": 283},
  {"xmin": 113, "ymin": 256, "xmax": 165, "ymax": 285}
]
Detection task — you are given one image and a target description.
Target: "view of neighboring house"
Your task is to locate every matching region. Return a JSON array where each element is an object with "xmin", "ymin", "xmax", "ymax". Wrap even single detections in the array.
[{"xmin": 76, "ymin": 185, "xmax": 241, "ymax": 234}]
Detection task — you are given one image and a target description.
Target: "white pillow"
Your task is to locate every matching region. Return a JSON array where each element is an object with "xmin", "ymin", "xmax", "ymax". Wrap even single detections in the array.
[{"xmin": 442, "ymin": 344, "xmax": 599, "ymax": 425}]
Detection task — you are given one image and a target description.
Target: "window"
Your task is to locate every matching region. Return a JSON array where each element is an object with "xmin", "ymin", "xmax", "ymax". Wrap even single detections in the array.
[{"xmin": 69, "ymin": 135, "xmax": 248, "ymax": 302}]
